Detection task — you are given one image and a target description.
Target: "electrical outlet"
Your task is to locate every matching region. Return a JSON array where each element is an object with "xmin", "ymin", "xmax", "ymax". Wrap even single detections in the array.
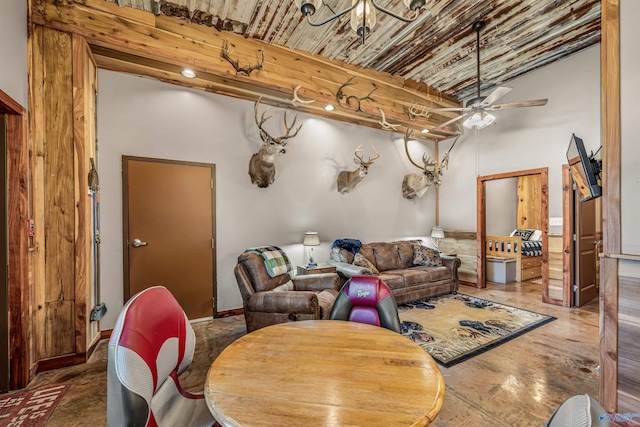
[{"xmin": 549, "ymin": 217, "xmax": 563, "ymax": 226}]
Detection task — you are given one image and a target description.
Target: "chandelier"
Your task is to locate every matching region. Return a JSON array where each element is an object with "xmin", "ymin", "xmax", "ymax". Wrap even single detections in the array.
[{"xmin": 294, "ymin": 0, "xmax": 427, "ymax": 44}]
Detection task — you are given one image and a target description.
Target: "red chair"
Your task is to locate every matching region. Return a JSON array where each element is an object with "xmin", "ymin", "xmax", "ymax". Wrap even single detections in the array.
[
  {"xmin": 107, "ymin": 286, "xmax": 219, "ymax": 427},
  {"xmin": 329, "ymin": 276, "xmax": 402, "ymax": 333}
]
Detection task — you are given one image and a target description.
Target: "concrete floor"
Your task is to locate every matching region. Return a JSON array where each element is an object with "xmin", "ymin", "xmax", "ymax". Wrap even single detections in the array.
[{"xmin": 11, "ymin": 280, "xmax": 599, "ymax": 426}]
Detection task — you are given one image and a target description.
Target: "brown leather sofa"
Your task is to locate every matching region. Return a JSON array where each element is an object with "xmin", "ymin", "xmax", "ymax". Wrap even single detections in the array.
[
  {"xmin": 234, "ymin": 252, "xmax": 341, "ymax": 332},
  {"xmin": 328, "ymin": 240, "xmax": 461, "ymax": 305}
]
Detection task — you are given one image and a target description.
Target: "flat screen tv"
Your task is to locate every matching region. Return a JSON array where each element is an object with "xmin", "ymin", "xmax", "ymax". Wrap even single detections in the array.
[{"xmin": 566, "ymin": 133, "xmax": 602, "ymax": 202}]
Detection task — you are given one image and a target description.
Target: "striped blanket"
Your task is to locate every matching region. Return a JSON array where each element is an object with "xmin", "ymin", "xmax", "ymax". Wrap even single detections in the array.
[{"xmin": 245, "ymin": 246, "xmax": 292, "ymax": 278}]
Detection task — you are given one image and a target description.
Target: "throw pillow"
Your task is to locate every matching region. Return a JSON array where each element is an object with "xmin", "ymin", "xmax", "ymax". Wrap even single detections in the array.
[
  {"xmin": 530, "ymin": 229, "xmax": 543, "ymax": 241},
  {"xmin": 510, "ymin": 229, "xmax": 535, "ymax": 240},
  {"xmin": 331, "ymin": 246, "xmax": 352, "ymax": 264},
  {"xmin": 353, "ymin": 252, "xmax": 379, "ymax": 275},
  {"xmin": 271, "ymin": 280, "xmax": 294, "ymax": 292},
  {"xmin": 412, "ymin": 245, "xmax": 443, "ymax": 267}
]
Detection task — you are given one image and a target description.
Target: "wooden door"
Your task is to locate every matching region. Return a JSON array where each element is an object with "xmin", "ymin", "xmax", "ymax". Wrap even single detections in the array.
[
  {"xmin": 123, "ymin": 157, "xmax": 216, "ymax": 319},
  {"xmin": 573, "ymin": 191, "xmax": 597, "ymax": 306}
]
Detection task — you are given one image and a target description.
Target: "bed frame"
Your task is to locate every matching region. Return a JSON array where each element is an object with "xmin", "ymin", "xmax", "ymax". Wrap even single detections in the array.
[{"xmin": 486, "ymin": 235, "xmax": 542, "ymax": 282}]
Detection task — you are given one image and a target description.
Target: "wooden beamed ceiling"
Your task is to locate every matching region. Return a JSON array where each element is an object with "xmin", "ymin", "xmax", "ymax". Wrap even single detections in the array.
[{"xmin": 30, "ymin": 0, "xmax": 464, "ymax": 140}]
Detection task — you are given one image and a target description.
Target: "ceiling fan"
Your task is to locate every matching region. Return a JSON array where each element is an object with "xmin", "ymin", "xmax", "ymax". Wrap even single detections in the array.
[{"xmin": 431, "ymin": 20, "xmax": 548, "ymax": 131}]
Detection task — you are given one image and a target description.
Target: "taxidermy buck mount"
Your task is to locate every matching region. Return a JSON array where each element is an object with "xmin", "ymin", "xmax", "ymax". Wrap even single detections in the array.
[
  {"xmin": 248, "ymin": 97, "xmax": 302, "ymax": 188},
  {"xmin": 336, "ymin": 144, "xmax": 381, "ymax": 193},
  {"xmin": 402, "ymin": 129, "xmax": 458, "ymax": 199}
]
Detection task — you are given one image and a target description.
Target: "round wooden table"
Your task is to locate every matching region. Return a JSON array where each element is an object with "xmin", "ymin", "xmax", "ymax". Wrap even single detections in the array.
[{"xmin": 205, "ymin": 320, "xmax": 445, "ymax": 427}]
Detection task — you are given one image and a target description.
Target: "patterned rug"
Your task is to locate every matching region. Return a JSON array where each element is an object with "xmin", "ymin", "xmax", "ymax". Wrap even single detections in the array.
[
  {"xmin": 399, "ymin": 294, "xmax": 556, "ymax": 367},
  {"xmin": 0, "ymin": 383, "xmax": 69, "ymax": 427}
]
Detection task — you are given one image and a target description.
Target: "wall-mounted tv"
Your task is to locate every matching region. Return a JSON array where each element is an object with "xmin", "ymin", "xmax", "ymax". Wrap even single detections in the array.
[{"xmin": 566, "ymin": 133, "xmax": 602, "ymax": 202}]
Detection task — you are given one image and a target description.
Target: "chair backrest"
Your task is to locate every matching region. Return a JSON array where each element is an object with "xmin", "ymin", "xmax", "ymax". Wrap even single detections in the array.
[
  {"xmin": 107, "ymin": 286, "xmax": 196, "ymax": 426},
  {"xmin": 329, "ymin": 276, "xmax": 401, "ymax": 333}
]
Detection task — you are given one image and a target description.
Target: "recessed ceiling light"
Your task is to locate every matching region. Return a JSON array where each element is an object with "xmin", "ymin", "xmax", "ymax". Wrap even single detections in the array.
[
  {"xmin": 421, "ymin": 129, "xmax": 430, "ymax": 133},
  {"xmin": 181, "ymin": 69, "xmax": 197, "ymax": 79},
  {"xmin": 324, "ymin": 105, "xmax": 335, "ymax": 111}
]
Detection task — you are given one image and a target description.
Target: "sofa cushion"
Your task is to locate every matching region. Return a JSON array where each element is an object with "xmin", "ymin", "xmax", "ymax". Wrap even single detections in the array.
[
  {"xmin": 396, "ymin": 241, "xmax": 416, "ymax": 268},
  {"xmin": 370, "ymin": 242, "xmax": 404, "ymax": 271},
  {"xmin": 238, "ymin": 252, "xmax": 292, "ymax": 292},
  {"xmin": 377, "ymin": 273, "xmax": 405, "ymax": 290},
  {"xmin": 411, "ymin": 243, "xmax": 443, "ymax": 267},
  {"xmin": 394, "ymin": 266, "xmax": 451, "ymax": 287},
  {"xmin": 353, "ymin": 252, "xmax": 379, "ymax": 275},
  {"xmin": 358, "ymin": 245, "xmax": 377, "ymax": 269}
]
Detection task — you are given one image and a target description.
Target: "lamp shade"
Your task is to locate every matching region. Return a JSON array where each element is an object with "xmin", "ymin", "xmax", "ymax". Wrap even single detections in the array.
[
  {"xmin": 430, "ymin": 226, "xmax": 445, "ymax": 239},
  {"xmin": 303, "ymin": 231, "xmax": 320, "ymax": 246}
]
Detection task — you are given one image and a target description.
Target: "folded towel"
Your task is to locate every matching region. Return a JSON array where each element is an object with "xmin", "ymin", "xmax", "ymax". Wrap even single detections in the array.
[
  {"xmin": 331, "ymin": 238, "xmax": 362, "ymax": 254},
  {"xmin": 245, "ymin": 246, "xmax": 292, "ymax": 278}
]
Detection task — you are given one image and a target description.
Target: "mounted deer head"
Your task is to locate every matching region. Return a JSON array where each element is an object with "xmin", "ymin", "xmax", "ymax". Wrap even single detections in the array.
[
  {"xmin": 401, "ymin": 129, "xmax": 455, "ymax": 200},
  {"xmin": 336, "ymin": 144, "xmax": 381, "ymax": 193},
  {"xmin": 248, "ymin": 97, "xmax": 302, "ymax": 188}
]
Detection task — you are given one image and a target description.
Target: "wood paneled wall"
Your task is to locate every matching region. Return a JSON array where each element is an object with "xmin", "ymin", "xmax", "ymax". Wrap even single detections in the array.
[
  {"xmin": 617, "ymin": 262, "xmax": 640, "ymax": 415},
  {"xmin": 439, "ymin": 231, "xmax": 477, "ymax": 285},
  {"xmin": 517, "ymin": 175, "xmax": 542, "ymax": 230},
  {"xmin": 28, "ymin": 25, "xmax": 98, "ymax": 364}
]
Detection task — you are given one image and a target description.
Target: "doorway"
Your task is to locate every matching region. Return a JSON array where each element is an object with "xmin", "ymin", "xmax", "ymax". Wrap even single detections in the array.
[
  {"xmin": 0, "ymin": 89, "xmax": 30, "ymax": 391},
  {"xmin": 122, "ymin": 156, "xmax": 217, "ymax": 320},
  {"xmin": 561, "ymin": 164, "xmax": 599, "ymax": 307},
  {"xmin": 477, "ymin": 168, "xmax": 552, "ymax": 303}
]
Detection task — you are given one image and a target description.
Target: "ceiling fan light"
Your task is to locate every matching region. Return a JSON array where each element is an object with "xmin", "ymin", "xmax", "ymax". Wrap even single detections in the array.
[
  {"xmin": 463, "ymin": 112, "xmax": 495, "ymax": 129},
  {"xmin": 350, "ymin": 0, "xmax": 376, "ymax": 35},
  {"xmin": 295, "ymin": 0, "xmax": 322, "ymax": 16},
  {"xmin": 403, "ymin": 0, "xmax": 426, "ymax": 11}
]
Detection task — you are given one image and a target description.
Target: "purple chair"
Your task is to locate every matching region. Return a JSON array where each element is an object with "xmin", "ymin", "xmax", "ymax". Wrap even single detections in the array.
[
  {"xmin": 106, "ymin": 286, "xmax": 220, "ymax": 427},
  {"xmin": 329, "ymin": 276, "xmax": 402, "ymax": 333}
]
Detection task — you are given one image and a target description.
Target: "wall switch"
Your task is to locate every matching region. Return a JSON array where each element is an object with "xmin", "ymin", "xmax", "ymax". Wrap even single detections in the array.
[{"xmin": 549, "ymin": 217, "xmax": 563, "ymax": 226}]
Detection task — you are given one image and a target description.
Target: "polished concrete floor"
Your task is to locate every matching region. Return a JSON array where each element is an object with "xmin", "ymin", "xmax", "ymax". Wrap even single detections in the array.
[{"xmin": 12, "ymin": 280, "xmax": 599, "ymax": 426}]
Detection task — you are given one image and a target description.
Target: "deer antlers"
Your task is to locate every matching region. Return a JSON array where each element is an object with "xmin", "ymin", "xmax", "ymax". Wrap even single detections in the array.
[
  {"xmin": 287, "ymin": 85, "xmax": 315, "ymax": 107},
  {"xmin": 378, "ymin": 108, "xmax": 400, "ymax": 130},
  {"xmin": 406, "ymin": 102, "xmax": 432, "ymax": 121},
  {"xmin": 254, "ymin": 97, "xmax": 302, "ymax": 144},
  {"xmin": 336, "ymin": 77, "xmax": 377, "ymax": 113},
  {"xmin": 223, "ymin": 41, "xmax": 264, "ymax": 76},
  {"xmin": 354, "ymin": 143, "xmax": 381, "ymax": 166}
]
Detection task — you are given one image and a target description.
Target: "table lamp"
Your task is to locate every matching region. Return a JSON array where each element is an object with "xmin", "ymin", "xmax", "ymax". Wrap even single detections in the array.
[
  {"xmin": 430, "ymin": 226, "xmax": 445, "ymax": 249},
  {"xmin": 303, "ymin": 231, "xmax": 320, "ymax": 268}
]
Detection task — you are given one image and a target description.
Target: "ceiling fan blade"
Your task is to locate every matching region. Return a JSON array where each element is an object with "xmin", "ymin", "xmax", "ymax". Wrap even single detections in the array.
[
  {"xmin": 481, "ymin": 86, "xmax": 513, "ymax": 106},
  {"xmin": 432, "ymin": 113, "xmax": 468, "ymax": 131},
  {"xmin": 488, "ymin": 99, "xmax": 548, "ymax": 110},
  {"xmin": 427, "ymin": 107, "xmax": 469, "ymax": 112}
]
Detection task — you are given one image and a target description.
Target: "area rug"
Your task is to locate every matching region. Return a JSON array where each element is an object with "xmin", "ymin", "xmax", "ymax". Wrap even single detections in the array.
[
  {"xmin": 0, "ymin": 383, "xmax": 69, "ymax": 427},
  {"xmin": 399, "ymin": 293, "xmax": 556, "ymax": 367}
]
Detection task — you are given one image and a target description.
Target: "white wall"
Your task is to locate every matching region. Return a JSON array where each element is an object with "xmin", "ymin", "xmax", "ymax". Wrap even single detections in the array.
[
  {"xmin": 97, "ymin": 71, "xmax": 439, "ymax": 328},
  {"xmin": 0, "ymin": 0, "xmax": 28, "ymax": 107},
  {"xmin": 440, "ymin": 45, "xmax": 601, "ymax": 232},
  {"xmin": 485, "ymin": 177, "xmax": 518, "ymax": 235},
  {"xmin": 621, "ymin": 0, "xmax": 640, "ymax": 255}
]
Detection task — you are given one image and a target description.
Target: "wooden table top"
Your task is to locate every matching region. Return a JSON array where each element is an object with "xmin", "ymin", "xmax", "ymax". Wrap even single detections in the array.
[{"xmin": 205, "ymin": 320, "xmax": 445, "ymax": 427}]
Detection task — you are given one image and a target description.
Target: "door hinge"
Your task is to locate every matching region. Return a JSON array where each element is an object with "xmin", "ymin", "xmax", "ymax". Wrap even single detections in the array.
[
  {"xmin": 210, "ymin": 179, "xmax": 214, "ymax": 190},
  {"xmin": 573, "ymin": 285, "xmax": 578, "ymax": 292},
  {"xmin": 211, "ymin": 238, "xmax": 215, "ymax": 249},
  {"xmin": 212, "ymin": 297, "xmax": 215, "ymax": 310},
  {"xmin": 573, "ymin": 234, "xmax": 577, "ymax": 242}
]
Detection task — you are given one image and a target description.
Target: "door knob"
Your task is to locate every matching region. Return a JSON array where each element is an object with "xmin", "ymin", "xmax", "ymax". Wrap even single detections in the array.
[{"xmin": 132, "ymin": 238, "xmax": 149, "ymax": 247}]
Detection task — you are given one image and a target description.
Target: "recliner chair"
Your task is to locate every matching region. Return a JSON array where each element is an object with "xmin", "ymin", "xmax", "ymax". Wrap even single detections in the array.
[
  {"xmin": 107, "ymin": 285, "xmax": 218, "ymax": 427},
  {"xmin": 234, "ymin": 251, "xmax": 341, "ymax": 333},
  {"xmin": 329, "ymin": 275, "xmax": 402, "ymax": 333}
]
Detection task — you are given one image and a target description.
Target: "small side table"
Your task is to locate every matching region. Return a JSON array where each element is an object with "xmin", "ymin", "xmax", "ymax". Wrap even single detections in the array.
[{"xmin": 297, "ymin": 263, "xmax": 337, "ymax": 276}]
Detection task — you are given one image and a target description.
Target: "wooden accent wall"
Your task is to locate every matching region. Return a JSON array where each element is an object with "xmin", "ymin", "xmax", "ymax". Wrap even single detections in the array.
[
  {"xmin": 517, "ymin": 175, "xmax": 542, "ymax": 230},
  {"xmin": 28, "ymin": 25, "xmax": 98, "ymax": 363},
  {"xmin": 600, "ymin": 0, "xmax": 621, "ymax": 412},
  {"xmin": 617, "ymin": 260, "xmax": 640, "ymax": 415},
  {"xmin": 548, "ymin": 235, "xmax": 564, "ymax": 301},
  {"xmin": 28, "ymin": 0, "xmax": 461, "ymax": 139},
  {"xmin": 439, "ymin": 231, "xmax": 477, "ymax": 285}
]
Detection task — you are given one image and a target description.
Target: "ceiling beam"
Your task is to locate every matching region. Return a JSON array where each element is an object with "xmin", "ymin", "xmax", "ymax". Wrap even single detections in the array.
[{"xmin": 30, "ymin": 0, "xmax": 462, "ymax": 140}]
